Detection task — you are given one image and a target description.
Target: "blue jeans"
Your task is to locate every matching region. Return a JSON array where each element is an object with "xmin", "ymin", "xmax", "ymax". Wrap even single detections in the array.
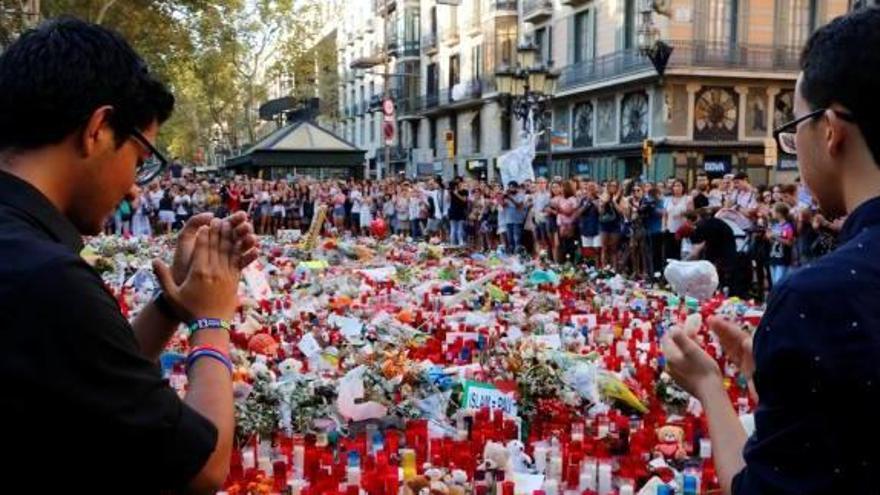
[
  {"xmin": 450, "ymin": 219, "xmax": 465, "ymax": 246},
  {"xmin": 770, "ymin": 265, "xmax": 790, "ymax": 286},
  {"xmin": 506, "ymin": 223, "xmax": 524, "ymax": 253}
]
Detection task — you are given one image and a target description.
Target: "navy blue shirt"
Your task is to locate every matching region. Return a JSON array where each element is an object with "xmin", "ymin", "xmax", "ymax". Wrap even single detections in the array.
[
  {"xmin": 579, "ymin": 198, "xmax": 600, "ymax": 237},
  {"xmin": 733, "ymin": 196, "xmax": 880, "ymax": 494},
  {"xmin": 0, "ymin": 171, "xmax": 217, "ymax": 493}
]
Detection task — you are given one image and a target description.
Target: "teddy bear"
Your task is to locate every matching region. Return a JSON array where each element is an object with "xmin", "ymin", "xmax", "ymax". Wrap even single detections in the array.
[{"xmin": 653, "ymin": 424, "xmax": 687, "ymax": 462}]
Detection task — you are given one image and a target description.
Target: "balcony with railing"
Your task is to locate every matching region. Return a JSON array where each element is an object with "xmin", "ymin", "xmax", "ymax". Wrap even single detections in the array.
[
  {"xmin": 419, "ymin": 79, "xmax": 485, "ymax": 114},
  {"xmin": 396, "ymin": 95, "xmax": 421, "ymax": 118},
  {"xmin": 386, "ymin": 30, "xmax": 399, "ymax": 53},
  {"xmin": 422, "ymin": 32, "xmax": 439, "ymax": 54},
  {"xmin": 557, "ymin": 41, "xmax": 803, "ymax": 93},
  {"xmin": 522, "ymin": 0, "xmax": 553, "ymax": 24},
  {"xmin": 490, "ymin": 0, "xmax": 519, "ymax": 12},
  {"xmin": 394, "ymin": 39, "xmax": 421, "ymax": 59}
]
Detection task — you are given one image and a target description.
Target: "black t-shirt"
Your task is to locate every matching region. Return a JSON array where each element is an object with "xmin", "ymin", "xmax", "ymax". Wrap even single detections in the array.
[
  {"xmin": 0, "ymin": 171, "xmax": 216, "ymax": 493},
  {"xmin": 691, "ymin": 217, "xmax": 737, "ymax": 269},
  {"xmin": 449, "ymin": 188, "xmax": 468, "ymax": 221},
  {"xmin": 693, "ymin": 192, "xmax": 709, "ymax": 210},
  {"xmin": 159, "ymin": 193, "xmax": 173, "ymax": 211}
]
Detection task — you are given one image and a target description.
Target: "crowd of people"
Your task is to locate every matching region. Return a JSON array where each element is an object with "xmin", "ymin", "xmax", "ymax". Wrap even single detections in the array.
[{"xmin": 108, "ymin": 170, "xmax": 842, "ymax": 302}]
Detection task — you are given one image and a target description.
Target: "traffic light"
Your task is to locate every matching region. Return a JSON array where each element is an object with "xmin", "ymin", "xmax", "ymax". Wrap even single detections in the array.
[
  {"xmin": 445, "ymin": 130, "xmax": 455, "ymax": 160},
  {"xmin": 642, "ymin": 139, "xmax": 654, "ymax": 167}
]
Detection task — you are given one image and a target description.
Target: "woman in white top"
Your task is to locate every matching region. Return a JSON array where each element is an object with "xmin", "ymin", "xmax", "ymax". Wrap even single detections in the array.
[
  {"xmin": 408, "ymin": 191, "xmax": 425, "ymax": 239},
  {"xmin": 359, "ymin": 194, "xmax": 373, "ymax": 231},
  {"xmin": 131, "ymin": 195, "xmax": 152, "ymax": 238},
  {"xmin": 173, "ymin": 188, "xmax": 192, "ymax": 226},
  {"xmin": 349, "ymin": 186, "xmax": 363, "ymax": 236},
  {"xmin": 395, "ymin": 188, "xmax": 411, "ymax": 236},
  {"xmin": 663, "ymin": 179, "xmax": 693, "ymax": 260}
]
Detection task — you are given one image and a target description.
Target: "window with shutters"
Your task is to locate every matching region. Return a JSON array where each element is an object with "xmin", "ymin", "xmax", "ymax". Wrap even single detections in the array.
[
  {"xmin": 775, "ymin": 0, "xmax": 818, "ymax": 48},
  {"xmin": 572, "ymin": 9, "xmax": 592, "ymax": 64},
  {"xmin": 696, "ymin": 0, "xmax": 741, "ymax": 46}
]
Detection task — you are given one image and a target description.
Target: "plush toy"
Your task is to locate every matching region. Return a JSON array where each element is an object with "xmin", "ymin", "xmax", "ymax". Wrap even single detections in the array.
[
  {"xmin": 653, "ymin": 424, "xmax": 687, "ymax": 461},
  {"xmin": 505, "ymin": 440, "xmax": 534, "ymax": 474},
  {"xmin": 247, "ymin": 333, "xmax": 279, "ymax": 357},
  {"xmin": 482, "ymin": 441, "xmax": 509, "ymax": 472},
  {"xmin": 403, "ymin": 475, "xmax": 430, "ymax": 495}
]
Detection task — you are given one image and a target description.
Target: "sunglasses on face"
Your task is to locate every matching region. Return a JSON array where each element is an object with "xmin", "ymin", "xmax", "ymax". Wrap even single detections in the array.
[
  {"xmin": 773, "ymin": 108, "xmax": 857, "ymax": 156},
  {"xmin": 130, "ymin": 129, "xmax": 168, "ymax": 186}
]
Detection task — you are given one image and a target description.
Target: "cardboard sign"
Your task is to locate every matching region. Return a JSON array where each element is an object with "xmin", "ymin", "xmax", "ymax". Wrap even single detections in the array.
[
  {"xmin": 463, "ymin": 381, "xmax": 517, "ymax": 415},
  {"xmin": 571, "ymin": 314, "xmax": 598, "ymax": 329}
]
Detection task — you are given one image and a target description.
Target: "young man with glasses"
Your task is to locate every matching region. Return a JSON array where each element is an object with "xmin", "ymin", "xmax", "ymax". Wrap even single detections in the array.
[
  {"xmin": 664, "ymin": 8, "xmax": 880, "ymax": 494},
  {"xmin": 0, "ymin": 19, "xmax": 257, "ymax": 493}
]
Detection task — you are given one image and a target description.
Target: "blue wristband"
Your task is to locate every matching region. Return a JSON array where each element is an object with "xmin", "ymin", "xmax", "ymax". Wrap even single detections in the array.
[
  {"xmin": 185, "ymin": 347, "xmax": 233, "ymax": 375},
  {"xmin": 187, "ymin": 318, "xmax": 231, "ymax": 335}
]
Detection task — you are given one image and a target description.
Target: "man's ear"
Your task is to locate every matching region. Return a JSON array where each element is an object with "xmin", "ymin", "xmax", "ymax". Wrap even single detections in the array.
[
  {"xmin": 824, "ymin": 108, "xmax": 850, "ymax": 159},
  {"xmin": 79, "ymin": 105, "xmax": 115, "ymax": 158}
]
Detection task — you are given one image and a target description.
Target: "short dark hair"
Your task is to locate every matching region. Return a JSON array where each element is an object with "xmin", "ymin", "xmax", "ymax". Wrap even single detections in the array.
[
  {"xmin": 801, "ymin": 7, "xmax": 880, "ymax": 164},
  {"xmin": 733, "ymin": 172, "xmax": 749, "ymax": 181},
  {"xmin": 0, "ymin": 17, "xmax": 174, "ymax": 153}
]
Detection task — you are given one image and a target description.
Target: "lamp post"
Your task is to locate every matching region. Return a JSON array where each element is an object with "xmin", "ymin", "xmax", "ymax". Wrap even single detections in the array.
[
  {"xmin": 637, "ymin": 3, "xmax": 673, "ymax": 78},
  {"xmin": 494, "ymin": 40, "xmax": 560, "ymax": 174}
]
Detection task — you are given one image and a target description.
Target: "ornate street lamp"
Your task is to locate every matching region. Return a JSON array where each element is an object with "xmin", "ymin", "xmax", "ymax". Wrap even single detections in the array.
[{"xmin": 495, "ymin": 40, "xmax": 559, "ymax": 134}]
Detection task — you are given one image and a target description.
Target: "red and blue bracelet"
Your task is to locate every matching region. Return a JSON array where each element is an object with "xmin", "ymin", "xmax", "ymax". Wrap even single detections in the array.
[{"xmin": 185, "ymin": 345, "xmax": 233, "ymax": 375}]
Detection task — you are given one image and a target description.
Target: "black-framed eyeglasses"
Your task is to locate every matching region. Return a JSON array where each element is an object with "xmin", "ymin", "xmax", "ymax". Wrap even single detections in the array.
[
  {"xmin": 773, "ymin": 108, "xmax": 858, "ymax": 156},
  {"xmin": 130, "ymin": 129, "xmax": 168, "ymax": 186}
]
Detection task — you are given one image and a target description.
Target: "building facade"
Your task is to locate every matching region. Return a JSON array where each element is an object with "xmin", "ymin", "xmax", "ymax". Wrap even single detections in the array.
[{"xmin": 335, "ymin": 0, "xmax": 850, "ymax": 185}]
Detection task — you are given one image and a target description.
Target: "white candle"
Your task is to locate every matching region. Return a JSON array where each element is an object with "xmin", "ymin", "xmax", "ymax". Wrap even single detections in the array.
[
  {"xmin": 534, "ymin": 446, "xmax": 549, "ymax": 474},
  {"xmin": 542, "ymin": 479, "xmax": 559, "ymax": 495},
  {"xmin": 258, "ymin": 455, "xmax": 272, "ymax": 473},
  {"xmin": 347, "ymin": 466, "xmax": 362, "ymax": 487},
  {"xmin": 582, "ymin": 460, "xmax": 597, "ymax": 491},
  {"xmin": 549, "ymin": 456, "xmax": 563, "ymax": 481},
  {"xmin": 700, "ymin": 438, "xmax": 712, "ymax": 459},
  {"xmin": 597, "ymin": 463, "xmax": 612, "ymax": 495},
  {"xmin": 293, "ymin": 445, "xmax": 305, "ymax": 479},
  {"xmin": 242, "ymin": 450, "xmax": 255, "ymax": 470},
  {"xmin": 619, "ymin": 484, "xmax": 634, "ymax": 495}
]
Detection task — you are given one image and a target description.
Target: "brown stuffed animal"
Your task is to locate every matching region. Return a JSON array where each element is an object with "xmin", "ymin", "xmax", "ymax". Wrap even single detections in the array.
[
  {"xmin": 653, "ymin": 424, "xmax": 687, "ymax": 461},
  {"xmin": 403, "ymin": 475, "xmax": 431, "ymax": 495}
]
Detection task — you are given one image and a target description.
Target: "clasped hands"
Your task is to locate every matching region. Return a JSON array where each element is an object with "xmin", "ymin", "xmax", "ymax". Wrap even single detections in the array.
[{"xmin": 152, "ymin": 212, "xmax": 258, "ymax": 323}]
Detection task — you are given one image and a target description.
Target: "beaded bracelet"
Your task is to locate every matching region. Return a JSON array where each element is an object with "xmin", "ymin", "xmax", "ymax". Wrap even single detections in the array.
[{"xmin": 185, "ymin": 345, "xmax": 233, "ymax": 375}]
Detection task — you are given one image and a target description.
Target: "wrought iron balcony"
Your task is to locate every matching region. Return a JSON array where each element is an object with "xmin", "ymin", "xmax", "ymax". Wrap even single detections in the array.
[
  {"xmin": 557, "ymin": 41, "xmax": 803, "ymax": 92},
  {"xmin": 417, "ymin": 79, "xmax": 485, "ymax": 113},
  {"xmin": 394, "ymin": 40, "xmax": 421, "ymax": 59},
  {"xmin": 422, "ymin": 32, "xmax": 439, "ymax": 54},
  {"xmin": 490, "ymin": 0, "xmax": 518, "ymax": 13},
  {"xmin": 522, "ymin": 0, "xmax": 553, "ymax": 24}
]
